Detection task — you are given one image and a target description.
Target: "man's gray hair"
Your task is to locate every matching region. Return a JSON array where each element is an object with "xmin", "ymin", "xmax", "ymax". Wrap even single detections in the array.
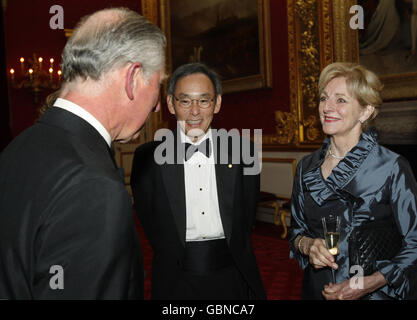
[{"xmin": 62, "ymin": 7, "xmax": 166, "ymax": 83}]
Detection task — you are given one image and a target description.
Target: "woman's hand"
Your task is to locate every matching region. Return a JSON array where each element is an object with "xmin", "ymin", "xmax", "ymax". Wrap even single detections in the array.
[
  {"xmin": 307, "ymin": 238, "xmax": 338, "ymax": 270},
  {"xmin": 322, "ymin": 280, "xmax": 367, "ymax": 300},
  {"xmin": 322, "ymin": 272, "xmax": 388, "ymax": 300}
]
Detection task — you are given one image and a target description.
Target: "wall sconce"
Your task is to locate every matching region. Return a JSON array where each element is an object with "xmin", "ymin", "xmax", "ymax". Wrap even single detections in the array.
[{"xmin": 9, "ymin": 53, "xmax": 62, "ymax": 104}]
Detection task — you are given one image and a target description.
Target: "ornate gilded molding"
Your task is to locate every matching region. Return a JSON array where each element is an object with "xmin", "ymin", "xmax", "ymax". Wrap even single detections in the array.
[
  {"xmin": 332, "ymin": 0, "xmax": 358, "ymax": 62},
  {"xmin": 267, "ymin": 0, "xmax": 332, "ymax": 150},
  {"xmin": 274, "ymin": 111, "xmax": 297, "ymax": 145},
  {"xmin": 296, "ymin": 0, "xmax": 320, "ymax": 114},
  {"xmin": 319, "ymin": 0, "xmax": 334, "ymax": 66},
  {"xmin": 303, "ymin": 115, "xmax": 321, "ymax": 141}
]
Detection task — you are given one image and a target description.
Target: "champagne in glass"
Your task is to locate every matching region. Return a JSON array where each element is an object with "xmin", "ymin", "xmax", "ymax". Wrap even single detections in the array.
[
  {"xmin": 325, "ymin": 231, "xmax": 340, "ymax": 255},
  {"xmin": 322, "ymin": 215, "xmax": 341, "ymax": 283}
]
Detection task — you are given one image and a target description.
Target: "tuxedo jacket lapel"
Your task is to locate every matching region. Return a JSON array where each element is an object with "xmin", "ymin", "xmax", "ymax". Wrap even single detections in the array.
[
  {"xmin": 160, "ymin": 132, "xmax": 187, "ymax": 246},
  {"xmin": 213, "ymin": 135, "xmax": 237, "ymax": 245}
]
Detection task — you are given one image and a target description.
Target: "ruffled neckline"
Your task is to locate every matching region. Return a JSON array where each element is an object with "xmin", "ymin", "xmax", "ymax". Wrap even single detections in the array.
[{"xmin": 303, "ymin": 128, "xmax": 378, "ymax": 206}]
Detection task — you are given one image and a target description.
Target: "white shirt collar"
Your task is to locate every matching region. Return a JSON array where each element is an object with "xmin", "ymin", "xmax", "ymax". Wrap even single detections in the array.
[{"xmin": 53, "ymin": 98, "xmax": 112, "ymax": 147}]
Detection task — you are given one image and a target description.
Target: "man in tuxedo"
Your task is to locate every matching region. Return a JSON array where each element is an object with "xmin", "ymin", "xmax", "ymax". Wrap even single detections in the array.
[
  {"xmin": 131, "ymin": 63, "xmax": 266, "ymax": 299},
  {"xmin": 0, "ymin": 8, "xmax": 166, "ymax": 299}
]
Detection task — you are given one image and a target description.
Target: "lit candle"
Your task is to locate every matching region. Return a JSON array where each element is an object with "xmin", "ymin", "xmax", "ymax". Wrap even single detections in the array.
[
  {"xmin": 38, "ymin": 57, "xmax": 43, "ymax": 70},
  {"xmin": 57, "ymin": 70, "xmax": 62, "ymax": 82},
  {"xmin": 49, "ymin": 68, "xmax": 54, "ymax": 81},
  {"xmin": 10, "ymin": 68, "xmax": 15, "ymax": 82},
  {"xmin": 29, "ymin": 68, "xmax": 34, "ymax": 81},
  {"xmin": 20, "ymin": 57, "xmax": 25, "ymax": 75},
  {"xmin": 50, "ymin": 58, "xmax": 54, "ymax": 69}
]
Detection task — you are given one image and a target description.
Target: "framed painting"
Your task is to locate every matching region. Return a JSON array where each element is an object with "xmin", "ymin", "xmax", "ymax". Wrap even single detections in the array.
[
  {"xmin": 160, "ymin": 0, "xmax": 272, "ymax": 94},
  {"xmin": 332, "ymin": 0, "xmax": 417, "ymax": 144},
  {"xmin": 334, "ymin": 0, "xmax": 417, "ymax": 100}
]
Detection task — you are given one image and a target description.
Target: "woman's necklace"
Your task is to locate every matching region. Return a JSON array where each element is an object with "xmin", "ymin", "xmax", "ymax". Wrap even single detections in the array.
[{"xmin": 328, "ymin": 147, "xmax": 345, "ymax": 160}]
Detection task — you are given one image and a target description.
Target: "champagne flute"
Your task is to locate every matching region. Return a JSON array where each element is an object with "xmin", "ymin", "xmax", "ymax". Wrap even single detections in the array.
[{"xmin": 321, "ymin": 215, "xmax": 341, "ymax": 284}]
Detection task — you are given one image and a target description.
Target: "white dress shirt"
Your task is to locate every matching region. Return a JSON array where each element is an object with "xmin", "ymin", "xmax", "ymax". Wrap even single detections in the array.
[
  {"xmin": 53, "ymin": 98, "xmax": 112, "ymax": 147},
  {"xmin": 180, "ymin": 129, "xmax": 226, "ymax": 242}
]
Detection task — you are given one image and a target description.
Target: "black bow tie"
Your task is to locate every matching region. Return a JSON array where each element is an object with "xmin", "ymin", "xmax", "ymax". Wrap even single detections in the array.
[{"xmin": 184, "ymin": 138, "xmax": 211, "ymax": 161}]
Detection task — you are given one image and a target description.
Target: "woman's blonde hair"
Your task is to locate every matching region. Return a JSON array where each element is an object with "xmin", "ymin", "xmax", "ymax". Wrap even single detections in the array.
[{"xmin": 318, "ymin": 62, "xmax": 383, "ymax": 130}]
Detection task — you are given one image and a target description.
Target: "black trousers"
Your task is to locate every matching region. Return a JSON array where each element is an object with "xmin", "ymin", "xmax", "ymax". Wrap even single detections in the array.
[{"xmin": 171, "ymin": 239, "xmax": 250, "ymax": 300}]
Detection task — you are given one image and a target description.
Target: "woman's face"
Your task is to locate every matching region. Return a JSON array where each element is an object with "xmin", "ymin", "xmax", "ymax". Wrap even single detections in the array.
[{"xmin": 319, "ymin": 77, "xmax": 369, "ymax": 138}]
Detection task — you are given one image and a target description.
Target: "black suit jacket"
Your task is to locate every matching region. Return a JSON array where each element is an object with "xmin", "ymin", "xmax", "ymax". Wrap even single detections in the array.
[
  {"xmin": 130, "ymin": 130, "xmax": 266, "ymax": 299},
  {"xmin": 0, "ymin": 108, "xmax": 143, "ymax": 299}
]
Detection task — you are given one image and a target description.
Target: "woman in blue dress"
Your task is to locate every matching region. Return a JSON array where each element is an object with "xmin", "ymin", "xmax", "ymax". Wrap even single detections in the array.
[{"xmin": 289, "ymin": 62, "xmax": 417, "ymax": 300}]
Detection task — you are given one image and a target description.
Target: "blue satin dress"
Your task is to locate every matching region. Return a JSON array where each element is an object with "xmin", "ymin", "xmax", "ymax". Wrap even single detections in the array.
[{"xmin": 289, "ymin": 129, "xmax": 417, "ymax": 300}]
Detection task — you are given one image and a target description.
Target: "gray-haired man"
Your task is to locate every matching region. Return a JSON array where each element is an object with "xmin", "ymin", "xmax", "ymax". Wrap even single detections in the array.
[{"xmin": 0, "ymin": 7, "xmax": 166, "ymax": 299}]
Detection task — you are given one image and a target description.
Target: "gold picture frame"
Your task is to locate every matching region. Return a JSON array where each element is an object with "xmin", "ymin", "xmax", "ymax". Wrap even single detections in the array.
[{"xmin": 160, "ymin": 0, "xmax": 272, "ymax": 94}]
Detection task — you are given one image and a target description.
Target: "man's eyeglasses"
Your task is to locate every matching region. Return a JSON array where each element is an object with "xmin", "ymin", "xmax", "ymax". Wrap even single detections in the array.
[{"xmin": 173, "ymin": 96, "xmax": 214, "ymax": 109}]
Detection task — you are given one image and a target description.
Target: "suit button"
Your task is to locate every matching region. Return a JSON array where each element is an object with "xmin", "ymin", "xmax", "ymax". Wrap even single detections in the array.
[{"xmin": 202, "ymin": 212, "xmax": 204, "ymax": 215}]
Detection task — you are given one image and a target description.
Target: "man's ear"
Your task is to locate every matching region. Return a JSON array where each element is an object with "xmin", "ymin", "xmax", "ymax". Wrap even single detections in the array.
[
  {"xmin": 167, "ymin": 94, "xmax": 176, "ymax": 115},
  {"xmin": 214, "ymin": 94, "xmax": 222, "ymax": 114},
  {"xmin": 125, "ymin": 62, "xmax": 142, "ymax": 100}
]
